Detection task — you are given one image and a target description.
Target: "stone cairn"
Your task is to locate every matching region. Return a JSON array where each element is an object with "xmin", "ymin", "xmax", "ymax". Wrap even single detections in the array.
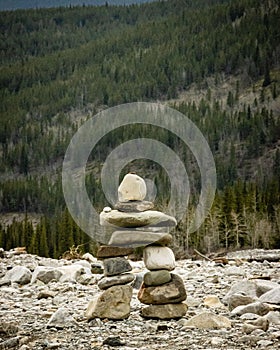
[{"xmin": 86, "ymin": 173, "xmax": 187, "ymax": 320}]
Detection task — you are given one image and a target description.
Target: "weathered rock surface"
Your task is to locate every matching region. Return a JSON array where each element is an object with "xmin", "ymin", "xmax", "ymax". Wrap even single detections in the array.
[
  {"xmin": 203, "ymin": 295, "xmax": 225, "ymax": 309},
  {"xmin": 138, "ymin": 274, "xmax": 186, "ymax": 305},
  {"xmin": 226, "ymin": 293, "xmax": 257, "ymax": 311},
  {"xmin": 259, "ymin": 287, "xmax": 280, "ymax": 304},
  {"xmin": 103, "ymin": 257, "xmax": 132, "ymax": 276},
  {"xmin": 114, "ymin": 200, "xmax": 154, "ymax": 212},
  {"xmin": 108, "ymin": 230, "xmax": 172, "ymax": 247},
  {"xmin": 96, "ymin": 245, "xmax": 133, "ymax": 258},
  {"xmin": 5, "ymin": 266, "xmax": 32, "ymax": 285},
  {"xmin": 143, "ymin": 246, "xmax": 175, "ymax": 271},
  {"xmin": 98, "ymin": 273, "xmax": 135, "ymax": 290},
  {"xmin": 31, "ymin": 266, "xmax": 63, "ymax": 284},
  {"xmin": 100, "ymin": 210, "xmax": 177, "ymax": 228},
  {"xmin": 85, "ymin": 285, "xmax": 133, "ymax": 320},
  {"xmin": 1, "ymin": 248, "xmax": 280, "ymax": 350},
  {"xmin": 141, "ymin": 303, "xmax": 188, "ymax": 319},
  {"xmin": 118, "ymin": 173, "xmax": 147, "ymax": 202},
  {"xmin": 231, "ymin": 301, "xmax": 271, "ymax": 316},
  {"xmin": 46, "ymin": 307, "xmax": 76, "ymax": 329},
  {"xmin": 143, "ymin": 270, "xmax": 172, "ymax": 286},
  {"xmin": 180, "ymin": 312, "xmax": 232, "ymax": 329}
]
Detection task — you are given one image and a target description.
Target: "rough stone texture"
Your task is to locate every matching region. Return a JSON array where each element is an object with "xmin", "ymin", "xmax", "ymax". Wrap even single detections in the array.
[
  {"xmin": 98, "ymin": 273, "xmax": 135, "ymax": 290},
  {"xmin": 108, "ymin": 231, "xmax": 172, "ymax": 247},
  {"xmin": 1, "ymin": 249, "xmax": 280, "ymax": 350},
  {"xmin": 223, "ymin": 279, "xmax": 279, "ymax": 305},
  {"xmin": 103, "ymin": 257, "xmax": 132, "ymax": 276},
  {"xmin": 100, "ymin": 210, "xmax": 177, "ymax": 228},
  {"xmin": 46, "ymin": 307, "xmax": 76, "ymax": 329},
  {"xmin": 265, "ymin": 311, "xmax": 280, "ymax": 325},
  {"xmin": 5, "ymin": 266, "xmax": 32, "ymax": 285},
  {"xmin": 242, "ymin": 316, "xmax": 269, "ymax": 334},
  {"xmin": 85, "ymin": 285, "xmax": 132, "ymax": 320},
  {"xmin": 203, "ymin": 295, "xmax": 225, "ymax": 309},
  {"xmin": 226, "ymin": 293, "xmax": 257, "ymax": 311},
  {"xmin": 138, "ymin": 274, "xmax": 186, "ymax": 305},
  {"xmin": 254, "ymin": 280, "xmax": 280, "ymax": 297},
  {"xmin": 57, "ymin": 264, "xmax": 87, "ymax": 283},
  {"xmin": 143, "ymin": 270, "xmax": 172, "ymax": 286},
  {"xmin": 141, "ymin": 303, "xmax": 188, "ymax": 319},
  {"xmin": 31, "ymin": 266, "xmax": 63, "ymax": 284},
  {"xmin": 114, "ymin": 200, "xmax": 154, "ymax": 212},
  {"xmin": 152, "ymin": 233, "xmax": 173, "ymax": 246},
  {"xmin": 181, "ymin": 312, "xmax": 231, "ymax": 329},
  {"xmin": 118, "ymin": 173, "xmax": 147, "ymax": 202},
  {"xmin": 96, "ymin": 245, "xmax": 133, "ymax": 258},
  {"xmin": 143, "ymin": 246, "xmax": 175, "ymax": 271},
  {"xmin": 231, "ymin": 301, "xmax": 272, "ymax": 316},
  {"xmin": 259, "ymin": 287, "xmax": 280, "ymax": 304},
  {"xmin": 223, "ymin": 280, "xmax": 258, "ymax": 304}
]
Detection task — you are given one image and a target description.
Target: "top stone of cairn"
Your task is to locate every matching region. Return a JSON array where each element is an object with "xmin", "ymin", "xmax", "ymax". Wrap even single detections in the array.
[{"xmin": 118, "ymin": 173, "xmax": 147, "ymax": 202}]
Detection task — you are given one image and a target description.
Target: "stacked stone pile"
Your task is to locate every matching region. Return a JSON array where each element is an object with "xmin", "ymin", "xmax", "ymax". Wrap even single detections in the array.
[
  {"xmin": 92, "ymin": 173, "xmax": 187, "ymax": 320},
  {"xmin": 138, "ymin": 243, "xmax": 187, "ymax": 319},
  {"xmin": 85, "ymin": 245, "xmax": 135, "ymax": 320}
]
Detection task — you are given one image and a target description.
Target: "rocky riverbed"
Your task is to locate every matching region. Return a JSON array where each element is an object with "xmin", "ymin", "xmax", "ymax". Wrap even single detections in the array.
[{"xmin": 0, "ymin": 248, "xmax": 280, "ymax": 350}]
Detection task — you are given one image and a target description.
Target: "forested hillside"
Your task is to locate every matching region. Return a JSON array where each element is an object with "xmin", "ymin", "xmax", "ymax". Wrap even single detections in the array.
[
  {"xmin": 0, "ymin": 0, "xmax": 279, "ymax": 258},
  {"xmin": 0, "ymin": 0, "xmax": 154, "ymax": 12}
]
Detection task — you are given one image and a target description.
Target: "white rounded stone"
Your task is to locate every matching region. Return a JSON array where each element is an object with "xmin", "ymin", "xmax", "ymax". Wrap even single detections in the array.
[
  {"xmin": 143, "ymin": 246, "xmax": 175, "ymax": 271},
  {"xmin": 103, "ymin": 206, "xmax": 112, "ymax": 213},
  {"xmin": 118, "ymin": 173, "xmax": 147, "ymax": 202}
]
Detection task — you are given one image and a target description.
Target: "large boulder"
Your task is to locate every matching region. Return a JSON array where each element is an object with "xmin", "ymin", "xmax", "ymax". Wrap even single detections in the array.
[
  {"xmin": 138, "ymin": 274, "xmax": 186, "ymax": 305},
  {"xmin": 118, "ymin": 173, "xmax": 147, "ymax": 202},
  {"xmin": 85, "ymin": 285, "xmax": 133, "ymax": 320},
  {"xmin": 5, "ymin": 266, "xmax": 32, "ymax": 285},
  {"xmin": 143, "ymin": 246, "xmax": 175, "ymax": 271}
]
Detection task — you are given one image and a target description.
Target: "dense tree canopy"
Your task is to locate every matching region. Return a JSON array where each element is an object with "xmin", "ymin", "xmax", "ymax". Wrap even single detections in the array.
[{"xmin": 0, "ymin": 0, "xmax": 279, "ymax": 257}]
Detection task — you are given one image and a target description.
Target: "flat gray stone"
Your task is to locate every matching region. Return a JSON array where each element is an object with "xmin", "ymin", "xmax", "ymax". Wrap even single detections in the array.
[
  {"xmin": 103, "ymin": 257, "xmax": 132, "ymax": 276},
  {"xmin": 98, "ymin": 273, "xmax": 135, "ymax": 290},
  {"xmin": 31, "ymin": 266, "xmax": 63, "ymax": 284},
  {"xmin": 259, "ymin": 286, "xmax": 280, "ymax": 304},
  {"xmin": 100, "ymin": 210, "xmax": 177, "ymax": 228},
  {"xmin": 108, "ymin": 230, "xmax": 172, "ymax": 248},
  {"xmin": 141, "ymin": 303, "xmax": 187, "ymax": 319},
  {"xmin": 231, "ymin": 301, "xmax": 272, "ymax": 316},
  {"xmin": 114, "ymin": 200, "xmax": 154, "ymax": 212}
]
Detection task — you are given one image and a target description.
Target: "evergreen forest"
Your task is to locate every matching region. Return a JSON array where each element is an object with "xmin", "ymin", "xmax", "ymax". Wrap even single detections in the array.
[{"xmin": 0, "ymin": 0, "xmax": 280, "ymax": 258}]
